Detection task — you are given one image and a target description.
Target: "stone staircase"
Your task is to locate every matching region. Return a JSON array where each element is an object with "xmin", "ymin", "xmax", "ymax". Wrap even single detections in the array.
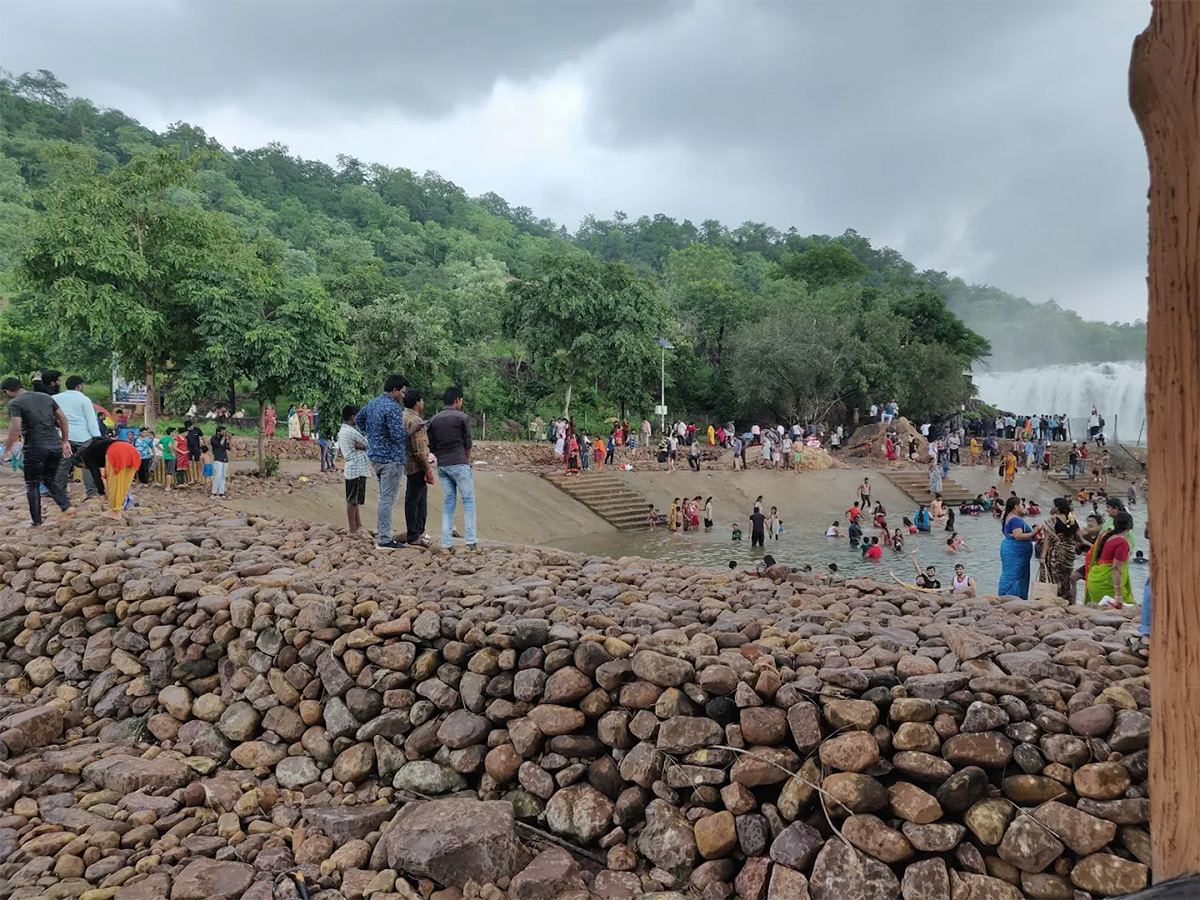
[
  {"xmin": 543, "ymin": 471, "xmax": 652, "ymax": 531},
  {"xmin": 886, "ymin": 470, "xmax": 974, "ymax": 505}
]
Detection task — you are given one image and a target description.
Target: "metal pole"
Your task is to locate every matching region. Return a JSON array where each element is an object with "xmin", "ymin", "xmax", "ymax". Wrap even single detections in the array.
[{"xmin": 660, "ymin": 346, "xmax": 666, "ymax": 438}]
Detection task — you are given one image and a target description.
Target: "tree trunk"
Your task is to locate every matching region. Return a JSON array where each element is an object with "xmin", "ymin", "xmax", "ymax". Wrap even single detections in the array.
[
  {"xmin": 258, "ymin": 401, "xmax": 267, "ymax": 475},
  {"xmin": 143, "ymin": 363, "xmax": 156, "ymax": 430},
  {"xmin": 228, "ymin": 378, "xmax": 237, "ymax": 416},
  {"xmin": 563, "ymin": 383, "xmax": 572, "ymax": 420},
  {"xmin": 619, "ymin": 398, "xmax": 627, "ymax": 434},
  {"xmin": 1130, "ymin": 1, "xmax": 1200, "ymax": 881}
]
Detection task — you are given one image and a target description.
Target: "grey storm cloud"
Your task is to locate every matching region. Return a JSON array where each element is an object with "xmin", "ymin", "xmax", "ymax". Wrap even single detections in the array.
[
  {"xmin": 0, "ymin": 0, "xmax": 1153, "ymax": 320},
  {"xmin": 0, "ymin": 0, "xmax": 681, "ymax": 115}
]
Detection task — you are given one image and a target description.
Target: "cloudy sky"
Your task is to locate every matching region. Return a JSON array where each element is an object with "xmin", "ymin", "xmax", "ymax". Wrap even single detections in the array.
[{"xmin": 1, "ymin": 0, "xmax": 1152, "ymax": 321}]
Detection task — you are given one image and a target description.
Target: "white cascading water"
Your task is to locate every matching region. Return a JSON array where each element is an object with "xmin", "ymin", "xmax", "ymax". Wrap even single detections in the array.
[{"xmin": 972, "ymin": 361, "xmax": 1147, "ymax": 444}]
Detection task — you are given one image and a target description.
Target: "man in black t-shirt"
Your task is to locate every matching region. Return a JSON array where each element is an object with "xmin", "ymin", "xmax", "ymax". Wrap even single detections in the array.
[
  {"xmin": 911, "ymin": 554, "xmax": 941, "ymax": 589},
  {"xmin": 749, "ymin": 509, "xmax": 766, "ymax": 548},
  {"xmin": 1, "ymin": 376, "xmax": 74, "ymax": 525}
]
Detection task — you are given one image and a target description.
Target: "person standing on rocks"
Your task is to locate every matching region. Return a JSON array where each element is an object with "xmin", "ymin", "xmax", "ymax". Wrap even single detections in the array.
[
  {"xmin": 210, "ymin": 426, "xmax": 230, "ymax": 498},
  {"xmin": 402, "ymin": 390, "xmax": 434, "ymax": 547},
  {"xmin": 427, "ymin": 385, "xmax": 476, "ymax": 554},
  {"xmin": 337, "ymin": 405, "xmax": 370, "ymax": 536},
  {"xmin": 2, "ymin": 376, "xmax": 74, "ymax": 526},
  {"xmin": 356, "ymin": 374, "xmax": 411, "ymax": 551},
  {"xmin": 52, "ymin": 375, "xmax": 101, "ymax": 501}
]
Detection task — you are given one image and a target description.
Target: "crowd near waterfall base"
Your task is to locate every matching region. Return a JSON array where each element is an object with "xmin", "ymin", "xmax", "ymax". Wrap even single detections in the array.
[{"xmin": 0, "ymin": 7, "xmax": 1176, "ymax": 899}]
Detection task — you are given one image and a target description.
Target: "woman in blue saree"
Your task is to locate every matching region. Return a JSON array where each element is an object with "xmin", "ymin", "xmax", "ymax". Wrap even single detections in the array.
[{"xmin": 999, "ymin": 496, "xmax": 1041, "ymax": 599}]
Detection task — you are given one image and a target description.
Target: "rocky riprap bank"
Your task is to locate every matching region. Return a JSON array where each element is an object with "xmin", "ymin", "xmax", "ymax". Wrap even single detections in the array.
[{"xmin": 0, "ymin": 498, "xmax": 1153, "ymax": 900}]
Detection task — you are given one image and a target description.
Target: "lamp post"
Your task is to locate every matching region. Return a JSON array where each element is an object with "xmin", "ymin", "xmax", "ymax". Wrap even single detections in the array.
[{"xmin": 655, "ymin": 337, "xmax": 674, "ymax": 438}]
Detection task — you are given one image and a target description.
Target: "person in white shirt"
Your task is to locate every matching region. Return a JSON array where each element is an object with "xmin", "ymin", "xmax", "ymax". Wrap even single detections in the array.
[
  {"xmin": 53, "ymin": 375, "xmax": 102, "ymax": 499},
  {"xmin": 920, "ymin": 422, "xmax": 931, "ymax": 438}
]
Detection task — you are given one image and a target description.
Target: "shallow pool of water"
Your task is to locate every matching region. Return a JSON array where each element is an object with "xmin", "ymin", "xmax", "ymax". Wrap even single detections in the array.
[{"xmin": 548, "ymin": 508, "xmax": 1149, "ymax": 600}]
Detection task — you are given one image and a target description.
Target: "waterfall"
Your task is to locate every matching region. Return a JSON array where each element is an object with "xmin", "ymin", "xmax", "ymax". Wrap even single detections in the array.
[{"xmin": 972, "ymin": 361, "xmax": 1147, "ymax": 444}]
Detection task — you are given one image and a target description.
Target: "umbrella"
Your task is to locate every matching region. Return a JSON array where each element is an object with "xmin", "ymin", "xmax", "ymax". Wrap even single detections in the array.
[
  {"xmin": 604, "ymin": 417, "xmax": 620, "ymax": 423},
  {"xmin": 92, "ymin": 403, "xmax": 115, "ymax": 428}
]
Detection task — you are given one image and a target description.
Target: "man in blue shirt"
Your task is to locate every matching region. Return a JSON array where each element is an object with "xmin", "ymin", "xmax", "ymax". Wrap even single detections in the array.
[
  {"xmin": 52, "ymin": 375, "xmax": 102, "ymax": 500},
  {"xmin": 356, "ymin": 374, "xmax": 410, "ymax": 550}
]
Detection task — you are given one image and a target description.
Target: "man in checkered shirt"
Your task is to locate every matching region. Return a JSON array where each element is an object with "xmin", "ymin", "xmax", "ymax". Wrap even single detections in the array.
[{"xmin": 337, "ymin": 404, "xmax": 371, "ymax": 536}]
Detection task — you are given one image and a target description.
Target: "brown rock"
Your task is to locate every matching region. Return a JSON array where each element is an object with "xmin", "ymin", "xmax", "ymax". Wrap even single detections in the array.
[
  {"xmin": 941, "ymin": 732, "xmax": 1014, "ymax": 768},
  {"xmin": 658, "ymin": 716, "xmax": 723, "ymax": 754},
  {"xmin": 730, "ymin": 746, "xmax": 799, "ymax": 787},
  {"xmin": 1074, "ymin": 762, "xmax": 1131, "ymax": 800},
  {"xmin": 769, "ymin": 821, "xmax": 823, "ymax": 870},
  {"xmin": 818, "ymin": 732, "xmax": 880, "ymax": 773},
  {"xmin": 842, "ymin": 814, "xmax": 913, "ymax": 864},
  {"xmin": 901, "ymin": 822, "xmax": 965, "ymax": 852},
  {"xmin": 170, "ymin": 859, "xmax": 255, "ymax": 900},
  {"xmin": 736, "ymin": 856, "xmax": 772, "ymax": 900},
  {"xmin": 893, "ymin": 722, "xmax": 940, "ymax": 753},
  {"xmin": 1030, "ymin": 801, "xmax": 1117, "ymax": 855},
  {"xmin": 1002, "ymin": 775, "xmax": 1067, "ymax": 805},
  {"xmin": 384, "ymin": 799, "xmax": 530, "ymax": 888},
  {"xmin": 769, "ymin": 866, "xmax": 811, "ymax": 900},
  {"xmin": 788, "ymin": 702, "xmax": 823, "ymax": 753},
  {"xmin": 823, "ymin": 773, "xmax": 889, "ymax": 815},
  {"xmin": 631, "ymin": 650, "xmax": 695, "ymax": 687},
  {"xmin": 823, "ymin": 699, "xmax": 880, "ymax": 731},
  {"xmin": 900, "ymin": 857, "xmax": 950, "ymax": 900},
  {"xmin": 545, "ymin": 784, "xmax": 614, "ymax": 845},
  {"xmin": 1067, "ymin": 703, "xmax": 1115, "ymax": 737},
  {"xmin": 740, "ymin": 707, "xmax": 788, "ymax": 744},
  {"xmin": 1069, "ymin": 853, "xmax": 1149, "ymax": 895},
  {"xmin": 996, "ymin": 815, "xmax": 1064, "ymax": 874},
  {"xmin": 508, "ymin": 847, "xmax": 586, "ymax": 900},
  {"xmin": 526, "ymin": 705, "xmax": 585, "ymax": 736},
  {"xmin": 887, "ymin": 782, "xmax": 942, "ymax": 824},
  {"xmin": 808, "ymin": 838, "xmax": 901, "ymax": 900},
  {"xmin": 542, "ymin": 667, "xmax": 593, "ymax": 705},
  {"xmin": 964, "ymin": 798, "xmax": 1013, "ymax": 846},
  {"xmin": 694, "ymin": 811, "xmax": 738, "ymax": 859}
]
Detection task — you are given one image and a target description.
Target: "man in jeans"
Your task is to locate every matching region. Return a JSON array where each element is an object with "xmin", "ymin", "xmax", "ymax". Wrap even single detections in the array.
[
  {"xmin": 402, "ymin": 390, "xmax": 434, "ymax": 546},
  {"xmin": 1, "ymin": 377, "xmax": 74, "ymax": 526},
  {"xmin": 52, "ymin": 375, "xmax": 101, "ymax": 500},
  {"xmin": 356, "ymin": 374, "xmax": 410, "ymax": 550},
  {"xmin": 427, "ymin": 386, "xmax": 475, "ymax": 554}
]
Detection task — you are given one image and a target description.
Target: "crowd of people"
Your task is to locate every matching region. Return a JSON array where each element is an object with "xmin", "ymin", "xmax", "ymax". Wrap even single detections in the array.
[
  {"xmin": 1, "ymin": 368, "xmax": 481, "ymax": 557},
  {"xmin": 1, "ymin": 372, "xmax": 234, "ymax": 525},
  {"xmin": 334, "ymin": 375, "xmax": 476, "ymax": 554}
]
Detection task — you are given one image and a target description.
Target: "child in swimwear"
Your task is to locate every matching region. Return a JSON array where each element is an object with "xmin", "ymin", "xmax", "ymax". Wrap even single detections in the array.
[{"xmin": 731, "ymin": 523, "xmax": 743, "ymax": 541}]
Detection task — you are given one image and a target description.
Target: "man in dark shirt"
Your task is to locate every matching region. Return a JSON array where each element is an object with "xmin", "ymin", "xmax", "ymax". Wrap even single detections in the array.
[
  {"xmin": 749, "ymin": 509, "xmax": 766, "ymax": 547},
  {"xmin": 211, "ymin": 426, "xmax": 230, "ymax": 497},
  {"xmin": 1, "ymin": 376, "xmax": 74, "ymax": 525},
  {"xmin": 426, "ymin": 386, "xmax": 475, "ymax": 553},
  {"xmin": 912, "ymin": 556, "xmax": 942, "ymax": 589},
  {"xmin": 184, "ymin": 420, "xmax": 204, "ymax": 485}
]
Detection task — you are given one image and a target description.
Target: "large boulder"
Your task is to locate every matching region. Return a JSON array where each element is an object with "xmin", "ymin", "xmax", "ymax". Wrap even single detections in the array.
[{"xmin": 383, "ymin": 799, "xmax": 530, "ymax": 888}]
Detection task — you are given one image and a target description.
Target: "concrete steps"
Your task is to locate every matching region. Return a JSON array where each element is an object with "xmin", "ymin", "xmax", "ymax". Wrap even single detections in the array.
[
  {"xmin": 886, "ymin": 471, "xmax": 974, "ymax": 505},
  {"xmin": 543, "ymin": 472, "xmax": 652, "ymax": 531}
]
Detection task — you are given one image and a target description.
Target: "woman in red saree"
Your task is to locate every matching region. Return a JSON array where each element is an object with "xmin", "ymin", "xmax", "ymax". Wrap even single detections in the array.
[{"xmin": 884, "ymin": 436, "xmax": 898, "ymax": 460}]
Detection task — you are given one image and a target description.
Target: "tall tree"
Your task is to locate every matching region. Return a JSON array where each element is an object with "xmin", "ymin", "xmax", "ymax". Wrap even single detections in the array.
[
  {"xmin": 19, "ymin": 147, "xmax": 238, "ymax": 426},
  {"xmin": 507, "ymin": 252, "xmax": 667, "ymax": 419},
  {"xmin": 175, "ymin": 239, "xmax": 358, "ymax": 469}
]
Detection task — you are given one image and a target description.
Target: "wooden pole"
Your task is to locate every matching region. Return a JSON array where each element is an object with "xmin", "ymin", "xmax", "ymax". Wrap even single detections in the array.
[{"xmin": 1130, "ymin": 0, "xmax": 1200, "ymax": 881}]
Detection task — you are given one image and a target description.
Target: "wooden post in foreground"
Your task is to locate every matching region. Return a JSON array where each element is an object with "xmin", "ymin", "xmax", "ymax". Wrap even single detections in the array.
[{"xmin": 1129, "ymin": 0, "xmax": 1200, "ymax": 881}]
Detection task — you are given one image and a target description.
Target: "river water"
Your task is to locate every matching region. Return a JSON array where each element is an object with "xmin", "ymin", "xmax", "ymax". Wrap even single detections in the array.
[{"xmin": 549, "ymin": 504, "xmax": 1149, "ymax": 601}]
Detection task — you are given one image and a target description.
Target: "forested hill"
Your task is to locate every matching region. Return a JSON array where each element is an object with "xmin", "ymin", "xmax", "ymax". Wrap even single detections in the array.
[{"xmin": 0, "ymin": 70, "xmax": 1145, "ymax": 427}]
